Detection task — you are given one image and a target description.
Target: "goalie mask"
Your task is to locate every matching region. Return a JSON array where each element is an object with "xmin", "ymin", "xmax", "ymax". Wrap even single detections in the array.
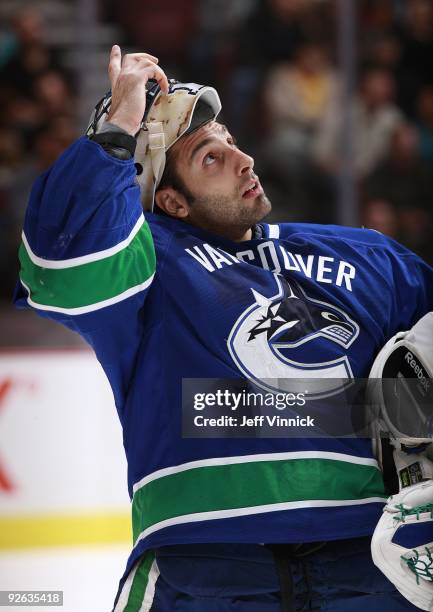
[{"xmin": 86, "ymin": 79, "xmax": 222, "ymax": 211}]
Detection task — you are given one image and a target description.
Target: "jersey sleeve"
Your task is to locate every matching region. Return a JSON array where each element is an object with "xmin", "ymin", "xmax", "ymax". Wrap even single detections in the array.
[{"xmin": 14, "ymin": 137, "xmax": 156, "ymax": 415}]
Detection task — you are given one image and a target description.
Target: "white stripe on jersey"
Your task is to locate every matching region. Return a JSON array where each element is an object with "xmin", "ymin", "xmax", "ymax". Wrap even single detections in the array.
[{"xmin": 267, "ymin": 224, "xmax": 280, "ymax": 239}]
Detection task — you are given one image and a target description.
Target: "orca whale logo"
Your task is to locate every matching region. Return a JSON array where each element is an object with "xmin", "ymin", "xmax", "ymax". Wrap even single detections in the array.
[{"xmin": 227, "ymin": 274, "xmax": 359, "ymax": 396}]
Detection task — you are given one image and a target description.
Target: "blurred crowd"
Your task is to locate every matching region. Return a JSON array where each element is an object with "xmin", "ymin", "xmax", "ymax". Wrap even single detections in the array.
[
  {"xmin": 1, "ymin": 0, "xmax": 433, "ymax": 302},
  {"xmin": 0, "ymin": 6, "xmax": 77, "ymax": 300}
]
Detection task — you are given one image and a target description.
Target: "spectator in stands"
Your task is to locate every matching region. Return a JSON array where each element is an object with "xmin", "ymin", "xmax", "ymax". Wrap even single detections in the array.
[
  {"xmin": 363, "ymin": 33, "xmax": 401, "ymax": 73},
  {"xmin": 264, "ymin": 41, "xmax": 338, "ymax": 164},
  {"xmin": 314, "ymin": 66, "xmax": 403, "ymax": 178},
  {"xmin": 33, "ymin": 70, "xmax": 75, "ymax": 120},
  {"xmin": 362, "ymin": 199, "xmax": 399, "ymax": 240},
  {"xmin": 0, "ymin": 6, "xmax": 76, "ymax": 301},
  {"xmin": 363, "ymin": 123, "xmax": 433, "ymax": 262},
  {"xmin": 112, "ymin": 0, "xmax": 198, "ymax": 74},
  {"xmin": 0, "ymin": 7, "xmax": 62, "ymax": 99},
  {"xmin": 227, "ymin": 0, "xmax": 312, "ymax": 145},
  {"xmin": 363, "ymin": 123, "xmax": 433, "ymax": 211},
  {"xmin": 256, "ymin": 40, "xmax": 338, "ymax": 222},
  {"xmin": 360, "ymin": 0, "xmax": 395, "ymax": 34},
  {"xmin": 188, "ymin": 0, "xmax": 255, "ymax": 91},
  {"xmin": 395, "ymin": 0, "xmax": 433, "ymax": 116},
  {"xmin": 399, "ymin": 206, "xmax": 433, "ymax": 264},
  {"xmin": 236, "ymin": 0, "xmax": 307, "ymax": 68}
]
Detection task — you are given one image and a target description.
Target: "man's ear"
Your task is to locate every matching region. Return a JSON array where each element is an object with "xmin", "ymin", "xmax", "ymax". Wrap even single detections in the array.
[{"xmin": 154, "ymin": 188, "xmax": 189, "ymax": 219}]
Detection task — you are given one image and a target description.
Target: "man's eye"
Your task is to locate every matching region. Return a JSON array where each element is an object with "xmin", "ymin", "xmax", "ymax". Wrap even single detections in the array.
[{"xmin": 204, "ymin": 153, "xmax": 217, "ymax": 166}]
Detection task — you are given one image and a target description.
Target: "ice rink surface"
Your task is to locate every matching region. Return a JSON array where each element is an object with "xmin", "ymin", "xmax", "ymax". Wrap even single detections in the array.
[{"xmin": 0, "ymin": 545, "xmax": 130, "ymax": 611}]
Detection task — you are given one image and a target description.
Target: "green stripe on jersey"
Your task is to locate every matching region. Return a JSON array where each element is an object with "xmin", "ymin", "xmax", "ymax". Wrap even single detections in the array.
[
  {"xmin": 131, "ymin": 457, "xmax": 385, "ymax": 543},
  {"xmin": 19, "ymin": 221, "xmax": 155, "ymax": 310},
  {"xmin": 123, "ymin": 552, "xmax": 156, "ymax": 612}
]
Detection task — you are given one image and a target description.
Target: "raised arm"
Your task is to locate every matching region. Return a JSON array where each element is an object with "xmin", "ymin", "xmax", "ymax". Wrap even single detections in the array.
[{"xmin": 15, "ymin": 47, "xmax": 169, "ymax": 413}]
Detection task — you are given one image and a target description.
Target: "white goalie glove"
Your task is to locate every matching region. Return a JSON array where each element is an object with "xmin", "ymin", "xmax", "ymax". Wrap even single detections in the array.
[
  {"xmin": 371, "ymin": 481, "xmax": 433, "ymax": 611},
  {"xmin": 368, "ymin": 312, "xmax": 433, "ymax": 610}
]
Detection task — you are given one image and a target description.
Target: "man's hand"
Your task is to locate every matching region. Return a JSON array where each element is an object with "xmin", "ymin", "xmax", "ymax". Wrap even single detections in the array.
[{"xmin": 107, "ymin": 45, "xmax": 169, "ymax": 136}]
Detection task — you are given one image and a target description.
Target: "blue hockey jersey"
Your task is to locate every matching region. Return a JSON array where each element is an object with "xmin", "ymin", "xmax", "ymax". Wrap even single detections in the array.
[{"xmin": 15, "ymin": 137, "xmax": 433, "ymax": 605}]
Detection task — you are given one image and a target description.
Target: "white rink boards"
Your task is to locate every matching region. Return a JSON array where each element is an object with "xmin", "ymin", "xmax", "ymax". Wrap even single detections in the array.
[{"xmin": 0, "ymin": 350, "xmax": 132, "ymax": 611}]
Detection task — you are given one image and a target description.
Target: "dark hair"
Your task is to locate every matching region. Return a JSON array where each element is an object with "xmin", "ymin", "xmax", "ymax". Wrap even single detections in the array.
[
  {"xmin": 154, "ymin": 147, "xmax": 195, "ymax": 212},
  {"xmin": 154, "ymin": 109, "xmax": 221, "ymax": 213}
]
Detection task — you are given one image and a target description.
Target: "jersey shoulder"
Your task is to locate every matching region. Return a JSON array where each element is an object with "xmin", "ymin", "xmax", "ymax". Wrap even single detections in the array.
[{"xmin": 264, "ymin": 221, "xmax": 416, "ymax": 258}]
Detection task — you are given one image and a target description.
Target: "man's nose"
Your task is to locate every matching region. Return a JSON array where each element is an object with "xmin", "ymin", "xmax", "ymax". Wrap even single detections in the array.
[{"xmin": 234, "ymin": 148, "xmax": 254, "ymax": 176}]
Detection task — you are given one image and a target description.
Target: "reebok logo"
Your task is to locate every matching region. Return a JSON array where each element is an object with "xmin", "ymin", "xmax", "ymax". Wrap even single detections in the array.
[{"xmin": 405, "ymin": 351, "xmax": 431, "ymax": 393}]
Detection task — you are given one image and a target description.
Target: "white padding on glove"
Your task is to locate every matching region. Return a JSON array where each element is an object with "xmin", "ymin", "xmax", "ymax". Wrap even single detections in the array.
[
  {"xmin": 372, "ymin": 480, "xmax": 433, "ymax": 611},
  {"xmin": 368, "ymin": 311, "xmax": 433, "ymax": 446}
]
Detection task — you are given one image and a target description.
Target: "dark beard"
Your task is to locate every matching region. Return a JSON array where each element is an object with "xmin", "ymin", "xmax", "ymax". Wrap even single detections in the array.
[{"xmin": 185, "ymin": 191, "xmax": 272, "ymax": 241}]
